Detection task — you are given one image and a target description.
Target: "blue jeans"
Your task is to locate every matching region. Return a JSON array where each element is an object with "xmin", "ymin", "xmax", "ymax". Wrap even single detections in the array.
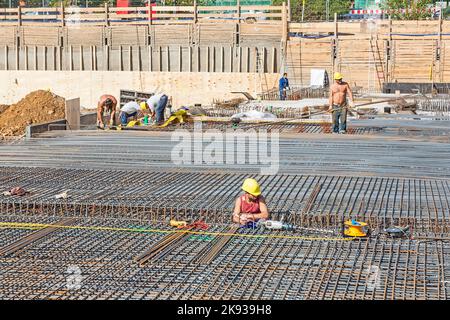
[
  {"xmin": 332, "ymin": 105, "xmax": 347, "ymax": 133},
  {"xmin": 156, "ymin": 95, "xmax": 168, "ymax": 124},
  {"xmin": 120, "ymin": 111, "xmax": 137, "ymax": 125},
  {"xmin": 279, "ymin": 90, "xmax": 286, "ymax": 100}
]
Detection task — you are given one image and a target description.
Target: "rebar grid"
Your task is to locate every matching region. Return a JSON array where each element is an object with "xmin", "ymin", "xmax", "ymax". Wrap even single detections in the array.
[
  {"xmin": 0, "ymin": 216, "xmax": 449, "ymax": 300},
  {"xmin": 1, "ymin": 166, "xmax": 450, "ymax": 299},
  {"xmin": 414, "ymin": 96, "xmax": 450, "ymax": 114},
  {"xmin": 1, "ymin": 168, "xmax": 449, "ymax": 232},
  {"xmin": 126, "ymin": 121, "xmax": 383, "ymax": 135}
]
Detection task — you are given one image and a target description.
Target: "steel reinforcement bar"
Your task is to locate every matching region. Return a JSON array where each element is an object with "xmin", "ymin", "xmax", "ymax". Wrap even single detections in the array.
[{"xmin": 0, "ymin": 216, "xmax": 449, "ymax": 300}]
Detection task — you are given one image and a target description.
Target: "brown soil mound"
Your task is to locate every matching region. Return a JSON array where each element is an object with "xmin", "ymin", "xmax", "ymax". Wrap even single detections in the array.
[
  {"xmin": 0, "ymin": 90, "xmax": 65, "ymax": 137},
  {"xmin": 0, "ymin": 105, "xmax": 9, "ymax": 114}
]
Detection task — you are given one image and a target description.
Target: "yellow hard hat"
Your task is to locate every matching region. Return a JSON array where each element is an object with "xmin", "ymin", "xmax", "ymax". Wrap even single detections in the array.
[
  {"xmin": 242, "ymin": 178, "xmax": 261, "ymax": 196},
  {"xmin": 140, "ymin": 102, "xmax": 148, "ymax": 110},
  {"xmin": 334, "ymin": 72, "xmax": 343, "ymax": 80}
]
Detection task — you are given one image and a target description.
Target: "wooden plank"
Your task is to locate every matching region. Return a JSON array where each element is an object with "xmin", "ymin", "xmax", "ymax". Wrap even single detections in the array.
[
  {"xmin": 230, "ymin": 46, "xmax": 233, "ymax": 72},
  {"xmin": 179, "ymin": 45, "xmax": 182, "ymax": 72},
  {"xmin": 221, "ymin": 46, "xmax": 224, "ymax": 72},
  {"xmin": 93, "ymin": 45, "xmax": 97, "ymax": 70},
  {"xmin": 238, "ymin": 46, "xmax": 241, "ymax": 72},
  {"xmin": 159, "ymin": 45, "xmax": 162, "ymax": 71},
  {"xmin": 110, "ymin": 25, "xmax": 147, "ymax": 45},
  {"xmin": 65, "ymin": 98, "xmax": 80, "ymax": 130},
  {"xmin": 128, "ymin": 45, "xmax": 132, "ymax": 71},
  {"xmin": 44, "ymin": 46, "xmax": 47, "ymax": 70},
  {"xmin": 69, "ymin": 45, "xmax": 73, "ymax": 71},
  {"xmin": 52, "ymin": 46, "xmax": 56, "ymax": 71},
  {"xmin": 21, "ymin": 26, "xmax": 59, "ymax": 46},
  {"xmin": 212, "ymin": 46, "xmax": 216, "ymax": 72},
  {"xmin": 189, "ymin": 46, "xmax": 192, "ymax": 72},
  {"xmin": 197, "ymin": 46, "xmax": 200, "ymax": 72},
  {"xmin": 0, "ymin": 26, "xmax": 16, "ymax": 46},
  {"xmin": 33, "ymin": 45, "xmax": 37, "ymax": 70},
  {"xmin": 15, "ymin": 44, "xmax": 19, "ymax": 70},
  {"xmin": 24, "ymin": 45, "xmax": 28, "ymax": 70},
  {"xmin": 198, "ymin": 23, "xmax": 234, "ymax": 46},
  {"xmin": 66, "ymin": 26, "xmax": 103, "ymax": 46},
  {"xmin": 4, "ymin": 46, "xmax": 8, "ymax": 70},
  {"xmin": 166, "ymin": 45, "xmax": 170, "ymax": 72},
  {"xmin": 148, "ymin": 45, "xmax": 152, "ymax": 71},
  {"xmin": 153, "ymin": 24, "xmax": 191, "ymax": 46}
]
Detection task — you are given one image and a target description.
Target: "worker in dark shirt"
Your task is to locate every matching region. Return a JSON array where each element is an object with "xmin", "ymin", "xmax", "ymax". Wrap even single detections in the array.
[{"xmin": 279, "ymin": 73, "xmax": 290, "ymax": 100}]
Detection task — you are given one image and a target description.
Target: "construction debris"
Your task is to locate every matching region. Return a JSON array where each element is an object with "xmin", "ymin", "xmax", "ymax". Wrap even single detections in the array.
[
  {"xmin": 212, "ymin": 98, "xmax": 245, "ymax": 109},
  {"xmin": 55, "ymin": 191, "xmax": 70, "ymax": 200},
  {"xmin": 2, "ymin": 187, "xmax": 28, "ymax": 197},
  {"xmin": 231, "ymin": 110, "xmax": 277, "ymax": 120}
]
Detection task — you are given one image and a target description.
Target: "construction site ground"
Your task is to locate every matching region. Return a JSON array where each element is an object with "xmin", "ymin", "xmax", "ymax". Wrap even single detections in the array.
[{"xmin": 1, "ymin": 117, "xmax": 450, "ymax": 300}]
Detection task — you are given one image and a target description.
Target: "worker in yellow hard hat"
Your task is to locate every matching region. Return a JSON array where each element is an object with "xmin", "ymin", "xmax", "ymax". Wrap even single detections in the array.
[
  {"xmin": 119, "ymin": 100, "xmax": 149, "ymax": 126},
  {"xmin": 232, "ymin": 178, "xmax": 269, "ymax": 225},
  {"xmin": 328, "ymin": 72, "xmax": 354, "ymax": 134}
]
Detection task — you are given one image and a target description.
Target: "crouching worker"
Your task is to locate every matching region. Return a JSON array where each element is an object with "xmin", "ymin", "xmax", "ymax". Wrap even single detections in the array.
[
  {"xmin": 232, "ymin": 178, "xmax": 269, "ymax": 225},
  {"xmin": 119, "ymin": 101, "xmax": 149, "ymax": 125},
  {"xmin": 147, "ymin": 93, "xmax": 169, "ymax": 125},
  {"xmin": 97, "ymin": 94, "xmax": 117, "ymax": 129}
]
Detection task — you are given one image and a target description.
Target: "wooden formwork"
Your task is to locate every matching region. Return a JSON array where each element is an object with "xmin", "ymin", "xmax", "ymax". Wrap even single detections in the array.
[
  {"xmin": 65, "ymin": 26, "xmax": 105, "ymax": 47},
  {"xmin": 19, "ymin": 26, "xmax": 60, "ymax": 46},
  {"xmin": 285, "ymin": 38, "xmax": 333, "ymax": 87},
  {"xmin": 391, "ymin": 39, "xmax": 436, "ymax": 82}
]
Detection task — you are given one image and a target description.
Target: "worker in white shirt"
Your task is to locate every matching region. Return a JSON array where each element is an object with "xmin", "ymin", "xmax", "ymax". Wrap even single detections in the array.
[
  {"xmin": 147, "ymin": 93, "xmax": 169, "ymax": 125},
  {"xmin": 119, "ymin": 101, "xmax": 149, "ymax": 125}
]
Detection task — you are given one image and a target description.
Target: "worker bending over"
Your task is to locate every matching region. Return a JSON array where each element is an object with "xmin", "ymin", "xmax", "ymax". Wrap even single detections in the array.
[
  {"xmin": 328, "ymin": 73, "xmax": 354, "ymax": 134},
  {"xmin": 233, "ymin": 178, "xmax": 269, "ymax": 225},
  {"xmin": 119, "ymin": 101, "xmax": 149, "ymax": 125},
  {"xmin": 97, "ymin": 94, "xmax": 117, "ymax": 129},
  {"xmin": 147, "ymin": 93, "xmax": 169, "ymax": 125}
]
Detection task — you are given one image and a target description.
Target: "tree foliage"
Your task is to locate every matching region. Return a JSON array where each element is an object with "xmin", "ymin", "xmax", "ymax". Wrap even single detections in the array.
[
  {"xmin": 381, "ymin": 0, "xmax": 433, "ymax": 20},
  {"xmin": 273, "ymin": 0, "xmax": 352, "ymax": 22}
]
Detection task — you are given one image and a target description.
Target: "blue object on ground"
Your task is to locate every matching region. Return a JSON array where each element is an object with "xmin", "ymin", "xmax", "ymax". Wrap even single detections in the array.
[{"xmin": 241, "ymin": 221, "xmax": 258, "ymax": 229}]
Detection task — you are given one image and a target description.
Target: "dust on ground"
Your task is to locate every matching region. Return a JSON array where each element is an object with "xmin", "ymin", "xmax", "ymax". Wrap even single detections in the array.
[{"xmin": 0, "ymin": 90, "xmax": 65, "ymax": 137}]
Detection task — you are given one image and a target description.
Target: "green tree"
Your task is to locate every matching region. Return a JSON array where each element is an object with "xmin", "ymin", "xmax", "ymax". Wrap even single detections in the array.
[
  {"xmin": 274, "ymin": 0, "xmax": 352, "ymax": 21},
  {"xmin": 381, "ymin": 0, "xmax": 433, "ymax": 20}
]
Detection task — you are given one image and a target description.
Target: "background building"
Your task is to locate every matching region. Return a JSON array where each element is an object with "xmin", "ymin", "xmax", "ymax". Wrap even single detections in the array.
[{"xmin": 354, "ymin": 0, "xmax": 380, "ymax": 9}]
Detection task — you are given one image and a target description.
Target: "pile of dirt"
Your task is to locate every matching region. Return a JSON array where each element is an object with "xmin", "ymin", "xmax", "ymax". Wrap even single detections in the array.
[
  {"xmin": 0, "ymin": 90, "xmax": 65, "ymax": 137},
  {"xmin": 0, "ymin": 105, "xmax": 9, "ymax": 114}
]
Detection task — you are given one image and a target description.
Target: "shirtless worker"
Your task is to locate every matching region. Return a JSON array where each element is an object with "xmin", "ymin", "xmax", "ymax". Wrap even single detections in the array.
[
  {"xmin": 97, "ymin": 94, "xmax": 118, "ymax": 129},
  {"xmin": 328, "ymin": 73, "xmax": 354, "ymax": 134}
]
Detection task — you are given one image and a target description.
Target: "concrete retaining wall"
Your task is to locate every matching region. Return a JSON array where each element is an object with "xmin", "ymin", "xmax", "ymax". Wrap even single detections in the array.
[
  {"xmin": 80, "ymin": 112, "xmax": 97, "ymax": 126},
  {"xmin": 25, "ymin": 118, "xmax": 66, "ymax": 138},
  {"xmin": 0, "ymin": 45, "xmax": 280, "ymax": 74},
  {"xmin": 0, "ymin": 71, "xmax": 280, "ymax": 108}
]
